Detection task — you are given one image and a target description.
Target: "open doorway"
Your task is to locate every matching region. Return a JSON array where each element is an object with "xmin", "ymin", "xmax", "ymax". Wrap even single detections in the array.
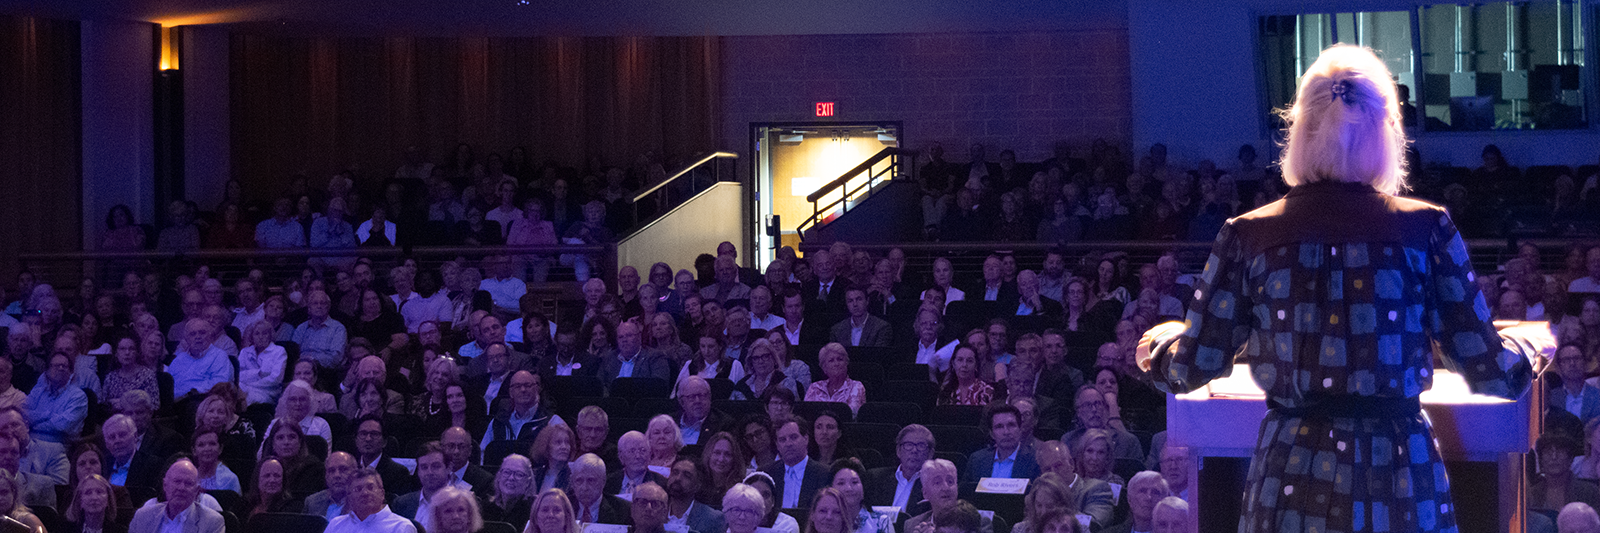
[{"xmin": 750, "ymin": 122, "xmax": 901, "ymax": 268}]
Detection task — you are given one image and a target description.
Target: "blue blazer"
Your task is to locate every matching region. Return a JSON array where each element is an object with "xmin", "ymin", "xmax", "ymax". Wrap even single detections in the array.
[
  {"xmin": 963, "ymin": 445, "xmax": 1042, "ymax": 485},
  {"xmin": 1549, "ymin": 383, "xmax": 1600, "ymax": 423}
]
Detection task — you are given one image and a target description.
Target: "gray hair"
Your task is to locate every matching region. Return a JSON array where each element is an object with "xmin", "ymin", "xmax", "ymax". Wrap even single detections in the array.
[
  {"xmin": 1129, "ymin": 470, "xmax": 1170, "ymax": 495},
  {"xmin": 570, "ymin": 453, "xmax": 607, "ymax": 477},
  {"xmin": 722, "ymin": 483, "xmax": 765, "ymax": 513}
]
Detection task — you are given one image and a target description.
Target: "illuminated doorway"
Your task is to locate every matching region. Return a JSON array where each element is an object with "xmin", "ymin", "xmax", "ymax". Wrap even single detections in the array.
[{"xmin": 750, "ymin": 122, "xmax": 901, "ymax": 268}]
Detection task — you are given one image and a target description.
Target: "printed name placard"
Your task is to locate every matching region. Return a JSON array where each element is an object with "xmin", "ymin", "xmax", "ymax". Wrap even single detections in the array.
[{"xmin": 975, "ymin": 477, "xmax": 1029, "ymax": 494}]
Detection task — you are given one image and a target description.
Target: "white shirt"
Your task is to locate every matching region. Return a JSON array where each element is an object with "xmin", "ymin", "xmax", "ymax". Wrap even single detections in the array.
[
  {"xmin": 486, "ymin": 207, "xmax": 524, "ymax": 237},
  {"xmin": 483, "ymin": 375, "xmax": 505, "ymax": 414},
  {"xmin": 1569, "ymin": 387, "xmax": 1587, "ymax": 419},
  {"xmin": 781, "ymin": 457, "xmax": 809, "ymax": 508},
  {"xmin": 157, "ymin": 504, "xmax": 190, "ymax": 533},
  {"xmin": 326, "ymin": 506, "xmax": 418, "ymax": 533},
  {"xmin": 783, "ymin": 320, "xmax": 805, "ymax": 346},
  {"xmin": 1570, "ymin": 277, "xmax": 1600, "ymax": 294},
  {"xmin": 892, "ymin": 468, "xmax": 919, "ymax": 509},
  {"xmin": 750, "ymin": 313, "xmax": 786, "ymax": 332},
  {"xmin": 944, "ymin": 286, "xmax": 966, "ymax": 303},
  {"xmin": 850, "ymin": 317, "xmax": 867, "ymax": 346},
  {"xmin": 400, "ymin": 292, "xmax": 453, "ymax": 333},
  {"xmin": 479, "ymin": 277, "xmax": 528, "ymax": 311},
  {"xmin": 231, "ymin": 304, "xmax": 266, "ymax": 333},
  {"xmin": 915, "ymin": 340, "xmax": 957, "ymax": 373}
]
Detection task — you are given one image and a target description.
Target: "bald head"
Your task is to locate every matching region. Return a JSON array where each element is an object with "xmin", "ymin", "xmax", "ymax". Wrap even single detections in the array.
[
  {"xmin": 1560, "ymin": 502, "xmax": 1600, "ymax": 533},
  {"xmin": 164, "ymin": 459, "xmax": 201, "ymax": 513}
]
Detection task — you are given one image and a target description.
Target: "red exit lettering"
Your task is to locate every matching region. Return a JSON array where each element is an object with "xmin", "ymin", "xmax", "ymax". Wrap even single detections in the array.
[{"xmin": 815, "ymin": 102, "xmax": 835, "ymax": 117}]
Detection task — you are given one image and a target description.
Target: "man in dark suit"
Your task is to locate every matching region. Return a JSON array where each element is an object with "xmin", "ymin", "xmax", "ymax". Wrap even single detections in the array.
[
  {"xmin": 676, "ymin": 377, "xmax": 726, "ymax": 446},
  {"xmin": 304, "ymin": 451, "xmax": 357, "ymax": 522},
  {"xmin": 482, "ymin": 370, "xmax": 560, "ymax": 447},
  {"xmin": 536, "ymin": 328, "xmax": 601, "ymax": 383},
  {"xmin": 116, "ymin": 390, "xmax": 185, "ymax": 462},
  {"xmin": 961, "ymin": 143, "xmax": 1003, "ymax": 192},
  {"xmin": 776, "ymin": 290, "xmax": 828, "ymax": 347},
  {"xmin": 101, "ymin": 414, "xmax": 162, "ymax": 490},
  {"xmin": 666, "ymin": 457, "xmax": 727, "ymax": 533},
  {"xmin": 1013, "ymin": 270, "xmax": 1064, "ymax": 317},
  {"xmin": 865, "ymin": 424, "xmax": 934, "ymax": 510},
  {"xmin": 964, "ymin": 255, "xmax": 1019, "ymax": 309},
  {"xmin": 761, "ymin": 416, "xmax": 830, "ymax": 510},
  {"xmin": 465, "ymin": 317, "xmax": 531, "ymax": 378},
  {"xmin": 466, "ymin": 341, "xmax": 521, "ymax": 412},
  {"xmin": 606, "ymin": 431, "xmax": 667, "ymax": 496},
  {"xmin": 599, "ymin": 321, "xmax": 672, "ymax": 389},
  {"xmin": 352, "ymin": 416, "xmax": 420, "ymax": 496},
  {"xmin": 799, "ymin": 250, "xmax": 851, "ymax": 324},
  {"xmin": 829, "ymin": 288, "xmax": 892, "ymax": 347},
  {"xmin": 570, "ymin": 453, "xmax": 633, "ymax": 525},
  {"xmin": 963, "ymin": 404, "xmax": 1041, "ymax": 485},
  {"xmin": 441, "ymin": 427, "xmax": 494, "ymax": 498},
  {"xmin": 392, "ymin": 443, "xmax": 456, "ymax": 523}
]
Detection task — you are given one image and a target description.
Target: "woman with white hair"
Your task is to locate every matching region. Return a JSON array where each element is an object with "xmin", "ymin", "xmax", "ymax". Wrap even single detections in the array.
[
  {"xmin": 645, "ymin": 414, "xmax": 683, "ymax": 469},
  {"xmin": 427, "ymin": 485, "xmax": 484, "ymax": 533},
  {"xmin": 237, "ymin": 320, "xmax": 287, "ymax": 405},
  {"xmin": 1138, "ymin": 44, "xmax": 1549, "ymax": 532},
  {"xmin": 723, "ymin": 483, "xmax": 768, "ymax": 533},
  {"xmin": 486, "ymin": 454, "xmax": 537, "ymax": 530},
  {"xmin": 269, "ymin": 379, "xmax": 333, "ymax": 445}
]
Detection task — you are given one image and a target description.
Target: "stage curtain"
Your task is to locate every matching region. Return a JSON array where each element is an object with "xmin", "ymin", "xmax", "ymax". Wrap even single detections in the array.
[
  {"xmin": 0, "ymin": 16, "xmax": 82, "ymax": 260},
  {"xmin": 230, "ymin": 34, "xmax": 721, "ymax": 198}
]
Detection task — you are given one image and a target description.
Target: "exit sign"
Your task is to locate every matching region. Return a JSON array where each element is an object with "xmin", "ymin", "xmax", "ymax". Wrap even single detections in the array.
[{"xmin": 815, "ymin": 102, "xmax": 835, "ymax": 117}]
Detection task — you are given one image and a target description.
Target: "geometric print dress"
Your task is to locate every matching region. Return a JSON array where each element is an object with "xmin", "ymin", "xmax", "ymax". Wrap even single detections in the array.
[{"xmin": 1145, "ymin": 182, "xmax": 1537, "ymax": 533}]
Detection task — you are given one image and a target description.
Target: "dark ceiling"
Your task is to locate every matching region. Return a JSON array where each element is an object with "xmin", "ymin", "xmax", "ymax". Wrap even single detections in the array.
[{"xmin": 3, "ymin": 0, "xmax": 1127, "ymax": 36}]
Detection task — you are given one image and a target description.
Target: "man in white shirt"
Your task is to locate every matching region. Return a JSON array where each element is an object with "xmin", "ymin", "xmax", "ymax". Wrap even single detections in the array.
[
  {"xmin": 866, "ymin": 424, "xmax": 933, "ymax": 509},
  {"xmin": 1570, "ymin": 247, "xmax": 1600, "ymax": 294},
  {"xmin": 747, "ymin": 285, "xmax": 785, "ymax": 332},
  {"xmin": 326, "ymin": 468, "xmax": 417, "ymax": 533},
  {"xmin": 478, "ymin": 255, "xmax": 528, "ymax": 314},
  {"xmin": 168, "ymin": 318, "xmax": 233, "ymax": 401},
  {"xmin": 230, "ymin": 278, "xmax": 265, "ymax": 334},
  {"xmin": 911, "ymin": 309, "xmax": 956, "ymax": 375},
  {"xmin": 128, "ymin": 459, "xmax": 224, "ymax": 533}
]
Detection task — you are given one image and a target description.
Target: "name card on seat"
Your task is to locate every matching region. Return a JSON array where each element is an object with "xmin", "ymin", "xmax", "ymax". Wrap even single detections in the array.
[
  {"xmin": 582, "ymin": 524, "xmax": 630, "ymax": 533},
  {"xmin": 975, "ymin": 477, "xmax": 1029, "ymax": 494},
  {"xmin": 871, "ymin": 506, "xmax": 903, "ymax": 516}
]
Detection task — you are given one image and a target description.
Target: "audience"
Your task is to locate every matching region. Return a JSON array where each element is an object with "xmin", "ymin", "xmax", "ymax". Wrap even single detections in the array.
[
  {"xmin": 327, "ymin": 468, "xmax": 417, "ymax": 533},
  {"xmin": 805, "ymin": 344, "xmax": 866, "ymax": 414},
  {"xmin": 128, "ymin": 460, "xmax": 224, "ymax": 533}
]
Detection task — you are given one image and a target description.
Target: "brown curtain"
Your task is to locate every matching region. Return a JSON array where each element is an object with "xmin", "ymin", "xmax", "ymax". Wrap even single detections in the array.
[
  {"xmin": 0, "ymin": 16, "xmax": 82, "ymax": 262},
  {"xmin": 230, "ymin": 34, "xmax": 720, "ymax": 198}
]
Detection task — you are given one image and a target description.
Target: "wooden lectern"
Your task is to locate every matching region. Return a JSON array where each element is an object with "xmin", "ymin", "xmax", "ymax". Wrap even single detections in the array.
[{"xmin": 1168, "ymin": 363, "xmax": 1539, "ymax": 533}]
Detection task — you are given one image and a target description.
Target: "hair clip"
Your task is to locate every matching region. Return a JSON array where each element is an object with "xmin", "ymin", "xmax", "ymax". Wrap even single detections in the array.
[{"xmin": 1330, "ymin": 79, "xmax": 1354, "ymax": 105}]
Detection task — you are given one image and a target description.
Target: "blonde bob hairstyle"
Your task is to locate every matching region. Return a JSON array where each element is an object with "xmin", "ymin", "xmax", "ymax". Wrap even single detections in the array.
[{"xmin": 1278, "ymin": 44, "xmax": 1409, "ymax": 196}]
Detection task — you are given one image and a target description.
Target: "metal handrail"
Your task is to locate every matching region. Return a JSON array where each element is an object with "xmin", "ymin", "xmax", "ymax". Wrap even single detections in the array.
[
  {"xmin": 796, "ymin": 148, "xmax": 915, "ymax": 240},
  {"xmin": 804, "ymin": 147, "xmax": 913, "ymax": 203},
  {"xmin": 16, "ymin": 244, "xmax": 611, "ymax": 262},
  {"xmin": 633, "ymin": 151, "xmax": 739, "ymax": 202}
]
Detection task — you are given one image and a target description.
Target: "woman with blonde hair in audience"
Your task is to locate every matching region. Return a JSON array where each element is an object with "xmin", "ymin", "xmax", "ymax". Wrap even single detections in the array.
[
  {"xmin": 937, "ymin": 344, "xmax": 992, "ymax": 406},
  {"xmin": 485, "ymin": 454, "xmax": 536, "ymax": 529},
  {"xmin": 805, "ymin": 343, "xmax": 866, "ymax": 415},
  {"xmin": 1075, "ymin": 429, "xmax": 1124, "ymax": 488},
  {"xmin": 197, "ymin": 383, "xmax": 259, "ymax": 453},
  {"xmin": 238, "ymin": 457, "xmax": 304, "ymax": 519},
  {"xmin": 764, "ymin": 329, "xmax": 813, "ymax": 391},
  {"xmin": 238, "ymin": 320, "xmax": 287, "ymax": 405},
  {"xmin": 697, "ymin": 432, "xmax": 748, "ymax": 507},
  {"xmin": 0, "ymin": 468, "xmax": 45, "ymax": 533},
  {"xmin": 646, "ymin": 311, "xmax": 694, "ymax": 368},
  {"xmin": 1010, "ymin": 472, "xmax": 1075, "ymax": 533},
  {"xmin": 646, "ymin": 414, "xmax": 684, "ymax": 469},
  {"xmin": 63, "ymin": 473, "xmax": 124, "ymax": 533},
  {"xmin": 426, "ymin": 485, "xmax": 485, "ymax": 533},
  {"xmin": 523, "ymin": 488, "xmax": 581, "ymax": 533},
  {"xmin": 805, "ymin": 487, "xmax": 855, "ymax": 533},
  {"xmin": 413, "ymin": 350, "xmax": 460, "ymax": 417},
  {"xmin": 723, "ymin": 483, "xmax": 768, "ymax": 533},
  {"xmin": 531, "ymin": 422, "xmax": 576, "ymax": 493}
]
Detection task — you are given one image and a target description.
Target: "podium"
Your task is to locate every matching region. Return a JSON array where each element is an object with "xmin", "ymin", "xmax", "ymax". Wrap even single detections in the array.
[{"xmin": 1167, "ymin": 364, "xmax": 1538, "ymax": 533}]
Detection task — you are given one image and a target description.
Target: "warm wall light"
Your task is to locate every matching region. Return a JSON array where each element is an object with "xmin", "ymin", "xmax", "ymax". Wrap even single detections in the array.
[{"xmin": 159, "ymin": 26, "xmax": 180, "ymax": 70}]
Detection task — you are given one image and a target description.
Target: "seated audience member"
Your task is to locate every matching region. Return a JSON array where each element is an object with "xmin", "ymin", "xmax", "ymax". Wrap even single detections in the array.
[
  {"xmin": 570, "ymin": 453, "xmax": 631, "ymax": 524},
  {"xmin": 340, "ymin": 355, "xmax": 408, "ymax": 415},
  {"xmin": 0, "ymin": 359, "xmax": 24, "ymax": 413},
  {"xmin": 601, "ymin": 321, "xmax": 672, "ymax": 388},
  {"xmin": 607, "ymin": 431, "xmax": 665, "ymax": 497},
  {"xmin": 678, "ymin": 334, "xmax": 746, "ymax": 386},
  {"xmin": 866, "ymin": 425, "xmax": 933, "ymax": 509},
  {"xmin": 0, "ymin": 409, "xmax": 65, "ymax": 487},
  {"xmin": 530, "ymin": 423, "xmax": 575, "ymax": 493},
  {"xmin": 484, "ymin": 453, "xmax": 536, "ymax": 528},
  {"xmin": 1030, "ymin": 438, "xmax": 1107, "ymax": 521},
  {"xmin": 765, "ymin": 330, "xmax": 814, "ymax": 391},
  {"xmin": 102, "ymin": 334, "xmax": 158, "ymax": 410},
  {"xmin": 483, "ymin": 370, "xmax": 562, "ymax": 448},
  {"xmin": 265, "ymin": 380, "xmax": 334, "ymax": 449},
  {"xmin": 540, "ymin": 325, "xmax": 601, "ymax": 380},
  {"xmin": 740, "ymin": 413, "xmax": 779, "ymax": 470},
  {"xmin": 1559, "ymin": 502, "xmax": 1600, "ymax": 533},
  {"xmin": 351, "ymin": 415, "xmax": 420, "ymax": 495},
  {"xmin": 300, "ymin": 450, "xmax": 357, "ymax": 519},
  {"xmin": 326, "ymin": 468, "xmax": 417, "ymax": 533},
  {"xmin": 239, "ymin": 457, "xmax": 303, "ymax": 519},
  {"xmin": 646, "ymin": 415, "xmax": 684, "ymax": 469},
  {"xmin": 830, "ymin": 458, "xmax": 895, "ymax": 533},
  {"xmin": 394, "ymin": 442, "xmax": 457, "ymax": 524},
  {"xmin": 830, "ymin": 289, "xmax": 891, "ymax": 347},
  {"xmin": 702, "ymin": 256, "xmax": 753, "ymax": 306},
  {"xmin": 938, "ymin": 344, "xmax": 992, "ymax": 406},
  {"xmin": 191, "ymin": 431, "xmax": 240, "ymax": 494},
  {"xmin": 699, "ymin": 432, "xmax": 748, "ymax": 507},
  {"xmin": 1569, "ymin": 247, "xmax": 1600, "ymax": 294},
  {"xmin": 749, "ymin": 286, "xmax": 785, "ymax": 332},
  {"xmin": 1037, "ymin": 331, "xmax": 1085, "ymax": 402},
  {"xmin": 101, "ymin": 414, "xmax": 160, "ymax": 490},
  {"xmin": 289, "ymin": 359, "xmax": 339, "ymax": 413},
  {"xmin": 0, "ymin": 466, "xmax": 45, "ymax": 532},
  {"xmin": 1062, "ymin": 386, "xmax": 1144, "ymax": 462},
  {"xmin": 1533, "ymin": 435, "xmax": 1600, "ymax": 512},
  {"xmin": 762, "ymin": 416, "xmax": 831, "ymax": 510},
  {"xmin": 631, "ymin": 482, "xmax": 672, "ymax": 533},
  {"xmin": 811, "ymin": 412, "xmax": 845, "ymax": 465},
  {"xmin": 1158, "ymin": 445, "xmax": 1189, "ymax": 500},
  {"xmin": 904, "ymin": 459, "xmax": 991, "ymax": 533},
  {"xmin": 1104, "ymin": 471, "xmax": 1169, "ymax": 533},
  {"xmin": 741, "ymin": 472, "xmax": 800, "ymax": 533},
  {"xmin": 805, "ymin": 487, "xmax": 853, "ymax": 533},
  {"xmin": 24, "ymin": 351, "xmax": 87, "ymax": 444},
  {"xmin": 0, "ymin": 433, "xmax": 52, "ymax": 509},
  {"xmin": 64, "ymin": 474, "xmax": 124, "ymax": 533},
  {"xmin": 1072, "ymin": 429, "xmax": 1124, "ymax": 489},
  {"xmin": 1151, "ymin": 496, "xmax": 1188, "ymax": 533},
  {"xmin": 1014, "ymin": 270, "xmax": 1063, "ymax": 317},
  {"xmin": 351, "ymin": 289, "xmax": 404, "ymax": 350},
  {"xmin": 428, "ymin": 486, "xmax": 486, "ymax": 533},
  {"xmin": 732, "ymin": 339, "xmax": 799, "ymax": 401},
  {"xmin": 911, "ymin": 310, "xmax": 957, "ymax": 379},
  {"xmin": 237, "ymin": 320, "xmax": 287, "ymax": 405},
  {"xmin": 723, "ymin": 484, "xmax": 769, "ymax": 533},
  {"xmin": 805, "ymin": 343, "xmax": 866, "ymax": 414},
  {"xmin": 664, "ymin": 456, "xmax": 727, "ymax": 533},
  {"xmin": 963, "ymin": 404, "xmax": 1040, "ymax": 484},
  {"xmin": 646, "ymin": 313, "xmax": 694, "ymax": 370},
  {"xmin": 1010, "ymin": 472, "xmax": 1074, "ymax": 533},
  {"xmin": 479, "ymin": 255, "xmax": 528, "ymax": 316},
  {"xmin": 292, "ymin": 290, "xmax": 348, "ymax": 368},
  {"xmin": 1553, "ymin": 344, "xmax": 1600, "ymax": 425},
  {"xmin": 676, "ymin": 376, "xmax": 725, "ymax": 446},
  {"xmin": 261, "ymin": 417, "xmax": 326, "ymax": 494},
  {"xmin": 440, "ymin": 426, "xmax": 493, "ymax": 495},
  {"xmin": 574, "ymin": 406, "xmax": 616, "ymax": 465},
  {"xmin": 967, "ymin": 256, "xmax": 1019, "ymax": 306},
  {"xmin": 777, "ymin": 290, "xmax": 825, "ymax": 347},
  {"xmin": 128, "ymin": 459, "xmax": 225, "ymax": 533}
]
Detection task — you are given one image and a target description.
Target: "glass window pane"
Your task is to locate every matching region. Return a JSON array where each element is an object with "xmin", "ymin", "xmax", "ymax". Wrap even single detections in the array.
[
  {"xmin": 1418, "ymin": 2, "xmax": 1586, "ymax": 130},
  {"xmin": 1257, "ymin": 11, "xmax": 1413, "ymax": 130}
]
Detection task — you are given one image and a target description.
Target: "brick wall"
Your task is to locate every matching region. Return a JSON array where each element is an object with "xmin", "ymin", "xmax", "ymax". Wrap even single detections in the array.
[{"xmin": 722, "ymin": 29, "xmax": 1132, "ymax": 166}]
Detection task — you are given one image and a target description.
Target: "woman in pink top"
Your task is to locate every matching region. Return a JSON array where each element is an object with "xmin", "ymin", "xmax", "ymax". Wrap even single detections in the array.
[
  {"xmin": 506, "ymin": 197, "xmax": 558, "ymax": 283},
  {"xmin": 804, "ymin": 343, "xmax": 865, "ymax": 415}
]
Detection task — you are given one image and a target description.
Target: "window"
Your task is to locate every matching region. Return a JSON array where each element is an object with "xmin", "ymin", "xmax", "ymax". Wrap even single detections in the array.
[{"xmin": 1259, "ymin": 2, "xmax": 1589, "ymax": 133}]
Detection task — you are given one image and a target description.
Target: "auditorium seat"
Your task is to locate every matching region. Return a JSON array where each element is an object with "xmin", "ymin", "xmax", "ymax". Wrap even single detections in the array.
[
  {"xmin": 886, "ymin": 363, "xmax": 930, "ymax": 382},
  {"xmin": 879, "ymin": 381, "xmax": 940, "ymax": 411},
  {"xmin": 926, "ymin": 425, "xmax": 988, "ymax": 456},
  {"xmin": 244, "ymin": 512, "xmax": 328, "ymax": 533},
  {"xmin": 845, "ymin": 422, "xmax": 900, "ymax": 453},
  {"xmin": 846, "ymin": 362, "xmax": 885, "ymax": 391},
  {"xmin": 796, "ymin": 401, "xmax": 853, "ymax": 423},
  {"xmin": 610, "ymin": 378, "xmax": 670, "ymax": 399},
  {"xmin": 855, "ymin": 402, "xmax": 922, "ymax": 426},
  {"xmin": 546, "ymin": 375, "xmax": 604, "ymax": 398}
]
